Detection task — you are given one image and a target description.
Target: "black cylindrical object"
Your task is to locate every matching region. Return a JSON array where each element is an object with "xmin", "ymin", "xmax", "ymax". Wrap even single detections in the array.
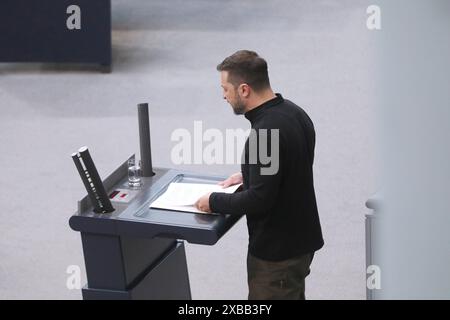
[
  {"xmin": 72, "ymin": 146, "xmax": 115, "ymax": 214},
  {"xmin": 138, "ymin": 103, "xmax": 155, "ymax": 177}
]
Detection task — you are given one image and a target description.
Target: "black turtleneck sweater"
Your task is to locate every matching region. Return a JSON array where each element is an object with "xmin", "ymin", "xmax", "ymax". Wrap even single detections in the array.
[{"xmin": 209, "ymin": 94, "xmax": 324, "ymax": 261}]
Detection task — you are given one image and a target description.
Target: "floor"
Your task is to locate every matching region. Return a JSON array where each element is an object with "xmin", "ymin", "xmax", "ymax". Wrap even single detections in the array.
[{"xmin": 0, "ymin": 0, "xmax": 375, "ymax": 299}]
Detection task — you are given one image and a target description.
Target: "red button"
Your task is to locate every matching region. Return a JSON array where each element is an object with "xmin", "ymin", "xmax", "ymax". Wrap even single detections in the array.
[{"xmin": 109, "ymin": 190, "xmax": 120, "ymax": 199}]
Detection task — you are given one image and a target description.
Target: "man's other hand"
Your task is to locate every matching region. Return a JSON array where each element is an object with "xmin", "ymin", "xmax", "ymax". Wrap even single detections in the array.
[
  {"xmin": 219, "ymin": 172, "xmax": 243, "ymax": 188},
  {"xmin": 195, "ymin": 192, "xmax": 212, "ymax": 213}
]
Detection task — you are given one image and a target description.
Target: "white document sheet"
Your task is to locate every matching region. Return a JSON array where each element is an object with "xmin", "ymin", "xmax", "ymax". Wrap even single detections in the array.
[{"xmin": 150, "ymin": 182, "xmax": 242, "ymax": 214}]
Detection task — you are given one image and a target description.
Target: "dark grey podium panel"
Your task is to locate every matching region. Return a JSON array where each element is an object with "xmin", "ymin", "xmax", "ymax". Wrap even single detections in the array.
[
  {"xmin": 0, "ymin": 0, "xmax": 111, "ymax": 68},
  {"xmin": 70, "ymin": 165, "xmax": 242, "ymax": 245},
  {"xmin": 82, "ymin": 241, "xmax": 191, "ymax": 300},
  {"xmin": 69, "ymin": 157, "xmax": 243, "ymax": 299}
]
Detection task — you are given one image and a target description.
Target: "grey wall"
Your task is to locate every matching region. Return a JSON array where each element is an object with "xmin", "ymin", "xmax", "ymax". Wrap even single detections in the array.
[{"xmin": 371, "ymin": 0, "xmax": 450, "ymax": 299}]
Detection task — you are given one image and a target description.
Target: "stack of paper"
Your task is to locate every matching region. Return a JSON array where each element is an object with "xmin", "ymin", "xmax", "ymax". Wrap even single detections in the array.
[{"xmin": 150, "ymin": 182, "xmax": 242, "ymax": 214}]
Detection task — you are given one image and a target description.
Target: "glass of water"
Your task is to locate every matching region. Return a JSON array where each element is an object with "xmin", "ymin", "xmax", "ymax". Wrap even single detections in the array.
[{"xmin": 128, "ymin": 157, "xmax": 142, "ymax": 188}]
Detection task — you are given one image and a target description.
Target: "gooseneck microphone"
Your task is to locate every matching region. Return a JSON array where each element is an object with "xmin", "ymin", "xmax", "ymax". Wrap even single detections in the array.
[
  {"xmin": 138, "ymin": 103, "xmax": 155, "ymax": 177},
  {"xmin": 72, "ymin": 146, "xmax": 115, "ymax": 214}
]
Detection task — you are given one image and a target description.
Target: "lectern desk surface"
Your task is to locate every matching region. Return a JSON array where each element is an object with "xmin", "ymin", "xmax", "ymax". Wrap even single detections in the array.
[{"xmin": 69, "ymin": 162, "xmax": 243, "ymax": 245}]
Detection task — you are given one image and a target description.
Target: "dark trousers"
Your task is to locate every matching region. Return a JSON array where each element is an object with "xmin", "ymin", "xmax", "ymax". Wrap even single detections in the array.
[{"xmin": 247, "ymin": 252, "xmax": 314, "ymax": 300}]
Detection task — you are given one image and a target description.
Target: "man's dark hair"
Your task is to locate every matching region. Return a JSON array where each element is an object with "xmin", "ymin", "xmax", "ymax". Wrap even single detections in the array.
[{"xmin": 216, "ymin": 50, "xmax": 271, "ymax": 92}]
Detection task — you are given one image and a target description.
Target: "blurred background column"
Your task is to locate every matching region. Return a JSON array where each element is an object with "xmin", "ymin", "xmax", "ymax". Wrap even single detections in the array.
[{"xmin": 368, "ymin": 0, "xmax": 450, "ymax": 299}]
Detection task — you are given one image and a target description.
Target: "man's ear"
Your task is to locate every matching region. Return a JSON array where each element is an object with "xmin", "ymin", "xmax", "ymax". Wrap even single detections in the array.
[{"xmin": 239, "ymin": 84, "xmax": 251, "ymax": 98}]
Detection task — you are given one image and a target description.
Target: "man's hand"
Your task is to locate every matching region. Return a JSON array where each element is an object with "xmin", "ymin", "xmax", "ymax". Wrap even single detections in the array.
[
  {"xmin": 219, "ymin": 172, "xmax": 243, "ymax": 188},
  {"xmin": 195, "ymin": 192, "xmax": 212, "ymax": 213}
]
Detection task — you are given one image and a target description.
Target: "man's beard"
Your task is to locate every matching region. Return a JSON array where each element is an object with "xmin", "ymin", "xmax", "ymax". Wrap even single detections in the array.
[{"xmin": 231, "ymin": 95, "xmax": 246, "ymax": 115}]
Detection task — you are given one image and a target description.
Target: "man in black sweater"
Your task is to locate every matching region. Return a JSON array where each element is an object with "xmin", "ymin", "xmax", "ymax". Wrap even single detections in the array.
[{"xmin": 195, "ymin": 50, "xmax": 324, "ymax": 300}]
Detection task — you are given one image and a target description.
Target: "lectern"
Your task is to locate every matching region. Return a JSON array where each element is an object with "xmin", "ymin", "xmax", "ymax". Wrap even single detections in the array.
[{"xmin": 69, "ymin": 104, "xmax": 242, "ymax": 299}]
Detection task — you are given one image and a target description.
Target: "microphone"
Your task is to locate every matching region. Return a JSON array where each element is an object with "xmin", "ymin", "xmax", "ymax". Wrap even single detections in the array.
[
  {"xmin": 138, "ymin": 103, "xmax": 155, "ymax": 177},
  {"xmin": 72, "ymin": 146, "xmax": 115, "ymax": 214}
]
